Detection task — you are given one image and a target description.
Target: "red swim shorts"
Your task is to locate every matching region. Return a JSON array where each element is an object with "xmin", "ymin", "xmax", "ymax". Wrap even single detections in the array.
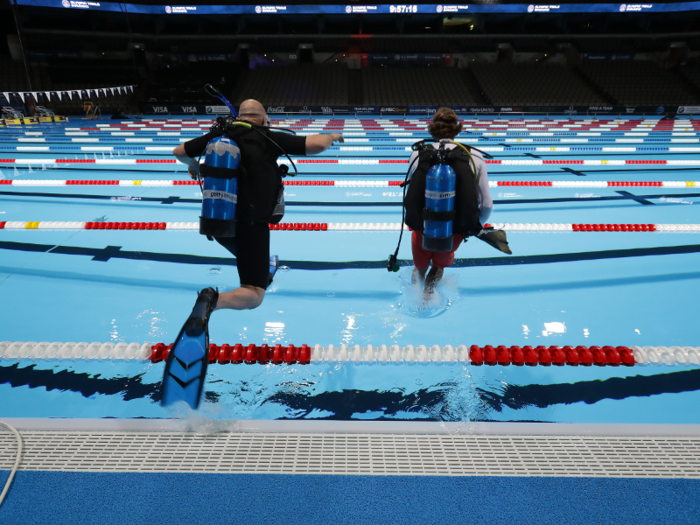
[{"xmin": 411, "ymin": 230, "xmax": 465, "ymax": 269}]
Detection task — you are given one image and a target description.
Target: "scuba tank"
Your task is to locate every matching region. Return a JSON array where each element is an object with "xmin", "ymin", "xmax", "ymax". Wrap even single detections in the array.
[
  {"xmin": 422, "ymin": 143, "xmax": 456, "ymax": 252},
  {"xmin": 199, "ymin": 135, "xmax": 241, "ymax": 237}
]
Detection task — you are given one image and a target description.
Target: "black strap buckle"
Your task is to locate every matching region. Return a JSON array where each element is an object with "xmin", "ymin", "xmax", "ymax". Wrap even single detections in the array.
[{"xmin": 423, "ymin": 208, "xmax": 456, "ymax": 222}]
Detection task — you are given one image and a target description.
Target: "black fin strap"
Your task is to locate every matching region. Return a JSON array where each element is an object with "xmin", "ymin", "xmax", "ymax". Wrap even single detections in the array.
[
  {"xmin": 200, "ymin": 165, "xmax": 241, "ymax": 179},
  {"xmin": 423, "ymin": 208, "xmax": 456, "ymax": 221}
]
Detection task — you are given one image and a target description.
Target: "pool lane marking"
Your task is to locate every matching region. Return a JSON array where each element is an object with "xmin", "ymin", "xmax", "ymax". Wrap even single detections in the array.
[
  {"xmin": 4, "ymin": 189, "xmax": 700, "ymax": 207},
  {"xmin": 2, "ymin": 368, "xmax": 700, "ymax": 428},
  {"xmin": 1, "ymin": 341, "xmax": 698, "ymax": 368},
  {"xmin": 614, "ymin": 191, "xmax": 655, "ymax": 206},
  {"xmin": 3, "ymin": 365, "xmax": 700, "ymax": 419},
  {"xmin": 2, "ymin": 239, "xmax": 700, "ymax": 270}
]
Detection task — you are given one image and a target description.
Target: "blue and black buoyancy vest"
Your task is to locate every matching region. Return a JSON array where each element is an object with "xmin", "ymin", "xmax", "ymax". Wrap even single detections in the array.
[{"xmin": 404, "ymin": 143, "xmax": 482, "ymax": 236}]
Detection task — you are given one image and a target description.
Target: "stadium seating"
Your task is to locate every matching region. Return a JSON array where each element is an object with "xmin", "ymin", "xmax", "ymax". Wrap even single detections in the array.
[
  {"xmin": 470, "ymin": 62, "xmax": 607, "ymax": 105},
  {"xmin": 0, "ymin": 55, "xmax": 135, "ymax": 115},
  {"xmin": 677, "ymin": 63, "xmax": 700, "ymax": 92},
  {"xmin": 0, "ymin": 56, "xmax": 34, "ymax": 92},
  {"xmin": 232, "ymin": 64, "xmax": 349, "ymax": 106},
  {"xmin": 362, "ymin": 67, "xmax": 474, "ymax": 106},
  {"xmin": 578, "ymin": 60, "xmax": 700, "ymax": 105}
]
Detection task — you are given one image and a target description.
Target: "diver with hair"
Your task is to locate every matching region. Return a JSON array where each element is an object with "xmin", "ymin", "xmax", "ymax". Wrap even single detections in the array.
[
  {"xmin": 164, "ymin": 97, "xmax": 343, "ymax": 409},
  {"xmin": 396, "ymin": 107, "xmax": 510, "ymax": 298}
]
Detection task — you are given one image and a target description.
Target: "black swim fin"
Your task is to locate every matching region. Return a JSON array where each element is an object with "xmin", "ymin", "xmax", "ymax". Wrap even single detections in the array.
[
  {"xmin": 161, "ymin": 287, "xmax": 218, "ymax": 410},
  {"xmin": 477, "ymin": 228, "xmax": 512, "ymax": 255}
]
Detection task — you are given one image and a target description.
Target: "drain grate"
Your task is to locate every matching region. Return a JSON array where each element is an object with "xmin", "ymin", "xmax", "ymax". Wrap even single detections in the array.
[{"xmin": 1, "ymin": 432, "xmax": 699, "ymax": 478}]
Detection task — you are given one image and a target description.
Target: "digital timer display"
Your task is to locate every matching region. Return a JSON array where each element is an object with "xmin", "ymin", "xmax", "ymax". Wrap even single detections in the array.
[{"xmin": 390, "ymin": 5, "xmax": 418, "ymax": 13}]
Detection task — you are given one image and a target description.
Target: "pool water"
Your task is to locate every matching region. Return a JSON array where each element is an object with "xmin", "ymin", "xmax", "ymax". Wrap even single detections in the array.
[{"xmin": 1, "ymin": 115, "xmax": 699, "ymax": 424}]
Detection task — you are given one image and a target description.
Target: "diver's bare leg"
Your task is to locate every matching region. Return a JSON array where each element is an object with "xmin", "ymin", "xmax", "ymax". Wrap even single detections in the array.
[
  {"xmin": 424, "ymin": 266, "xmax": 444, "ymax": 297},
  {"xmin": 412, "ymin": 266, "xmax": 428, "ymax": 285},
  {"xmin": 214, "ymin": 285, "xmax": 265, "ymax": 311}
]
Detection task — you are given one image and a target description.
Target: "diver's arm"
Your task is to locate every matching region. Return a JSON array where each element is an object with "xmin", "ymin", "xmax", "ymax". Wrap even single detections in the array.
[
  {"xmin": 173, "ymin": 144, "xmax": 201, "ymax": 178},
  {"xmin": 305, "ymin": 133, "xmax": 344, "ymax": 155},
  {"xmin": 476, "ymin": 159, "xmax": 493, "ymax": 224},
  {"xmin": 173, "ymin": 130, "xmax": 224, "ymax": 177}
]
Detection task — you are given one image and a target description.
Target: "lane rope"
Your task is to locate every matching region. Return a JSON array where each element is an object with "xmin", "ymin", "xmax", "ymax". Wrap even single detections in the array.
[
  {"xmin": 1, "ymin": 340, "xmax": 699, "ymax": 366},
  {"xmin": 0, "ymin": 179, "xmax": 697, "ymax": 188},
  {"xmin": 2, "ymin": 221, "xmax": 699, "ymax": 232},
  {"xmin": 4, "ymin": 158, "xmax": 700, "ymax": 167},
  {"xmin": 5, "ymin": 146, "xmax": 700, "ymax": 154}
]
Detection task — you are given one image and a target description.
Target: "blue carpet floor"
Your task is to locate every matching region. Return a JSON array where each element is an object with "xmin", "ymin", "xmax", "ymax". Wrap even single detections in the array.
[{"xmin": 0, "ymin": 471, "xmax": 698, "ymax": 524}]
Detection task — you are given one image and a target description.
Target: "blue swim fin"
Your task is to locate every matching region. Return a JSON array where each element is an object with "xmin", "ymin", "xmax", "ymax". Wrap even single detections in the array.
[{"xmin": 161, "ymin": 287, "xmax": 218, "ymax": 410}]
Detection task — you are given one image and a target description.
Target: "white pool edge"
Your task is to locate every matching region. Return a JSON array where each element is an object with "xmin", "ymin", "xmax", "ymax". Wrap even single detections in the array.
[{"xmin": 2, "ymin": 418, "xmax": 700, "ymax": 436}]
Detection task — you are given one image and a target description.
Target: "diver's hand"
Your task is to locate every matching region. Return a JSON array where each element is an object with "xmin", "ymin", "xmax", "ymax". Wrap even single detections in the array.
[
  {"xmin": 188, "ymin": 166, "xmax": 200, "ymax": 180},
  {"xmin": 330, "ymin": 133, "xmax": 344, "ymax": 144}
]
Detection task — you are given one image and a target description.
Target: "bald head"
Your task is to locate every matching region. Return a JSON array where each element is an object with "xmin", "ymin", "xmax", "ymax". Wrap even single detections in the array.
[{"xmin": 239, "ymin": 99, "xmax": 267, "ymax": 126}]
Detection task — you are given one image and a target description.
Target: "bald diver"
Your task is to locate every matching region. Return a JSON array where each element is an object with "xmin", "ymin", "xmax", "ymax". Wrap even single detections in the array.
[{"xmin": 162, "ymin": 89, "xmax": 344, "ymax": 409}]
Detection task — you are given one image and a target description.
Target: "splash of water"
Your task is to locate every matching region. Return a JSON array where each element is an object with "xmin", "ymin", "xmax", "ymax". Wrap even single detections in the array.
[{"xmin": 396, "ymin": 268, "xmax": 458, "ymax": 319}]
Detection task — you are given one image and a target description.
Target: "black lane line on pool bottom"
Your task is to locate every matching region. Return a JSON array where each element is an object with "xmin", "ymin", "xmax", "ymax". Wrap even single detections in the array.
[
  {"xmin": 1, "ymin": 362, "xmax": 698, "ymax": 419},
  {"xmin": 1, "ymin": 241, "xmax": 700, "ymax": 268},
  {"xmin": 3, "ymin": 190, "xmax": 700, "ymax": 207}
]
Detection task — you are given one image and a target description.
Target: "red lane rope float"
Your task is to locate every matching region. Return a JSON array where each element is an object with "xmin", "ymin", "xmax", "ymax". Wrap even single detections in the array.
[
  {"xmin": 84, "ymin": 222, "xmax": 168, "ymax": 230},
  {"xmin": 466, "ymin": 345, "xmax": 636, "ymax": 367},
  {"xmin": 572, "ymin": 224, "xmax": 657, "ymax": 232},
  {"xmin": 270, "ymin": 223, "xmax": 328, "ymax": 231},
  {"xmin": 149, "ymin": 343, "xmax": 313, "ymax": 365}
]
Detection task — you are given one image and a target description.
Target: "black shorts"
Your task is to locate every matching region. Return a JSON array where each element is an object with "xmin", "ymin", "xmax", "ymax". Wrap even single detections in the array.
[{"xmin": 214, "ymin": 222, "xmax": 271, "ymax": 290}]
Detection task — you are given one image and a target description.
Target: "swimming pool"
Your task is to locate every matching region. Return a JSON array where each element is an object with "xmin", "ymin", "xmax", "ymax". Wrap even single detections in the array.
[{"xmin": 1, "ymin": 115, "xmax": 699, "ymax": 425}]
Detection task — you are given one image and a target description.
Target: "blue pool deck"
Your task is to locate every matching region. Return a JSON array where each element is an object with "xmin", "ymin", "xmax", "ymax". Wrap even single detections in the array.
[{"xmin": 0, "ymin": 114, "xmax": 699, "ymax": 523}]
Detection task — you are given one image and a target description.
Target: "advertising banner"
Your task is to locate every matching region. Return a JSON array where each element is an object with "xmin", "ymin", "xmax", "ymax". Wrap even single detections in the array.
[
  {"xmin": 15, "ymin": 0, "xmax": 700, "ymax": 16},
  {"xmin": 366, "ymin": 54, "xmax": 448, "ymax": 67},
  {"xmin": 182, "ymin": 54, "xmax": 235, "ymax": 63},
  {"xmin": 677, "ymin": 106, "xmax": 700, "ymax": 114},
  {"xmin": 141, "ymin": 104, "xmax": 681, "ymax": 116},
  {"xmin": 582, "ymin": 53, "xmax": 636, "ymax": 60}
]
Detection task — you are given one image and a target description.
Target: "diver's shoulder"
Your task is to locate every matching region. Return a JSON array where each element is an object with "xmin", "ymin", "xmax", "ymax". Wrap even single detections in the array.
[
  {"xmin": 469, "ymin": 148, "xmax": 485, "ymax": 162},
  {"xmin": 451, "ymin": 141, "xmax": 484, "ymax": 161}
]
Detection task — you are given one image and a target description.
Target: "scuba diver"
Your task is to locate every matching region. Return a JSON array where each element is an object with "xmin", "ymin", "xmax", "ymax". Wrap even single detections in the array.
[
  {"xmin": 388, "ymin": 107, "xmax": 510, "ymax": 298},
  {"xmin": 164, "ymin": 96, "xmax": 343, "ymax": 409}
]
